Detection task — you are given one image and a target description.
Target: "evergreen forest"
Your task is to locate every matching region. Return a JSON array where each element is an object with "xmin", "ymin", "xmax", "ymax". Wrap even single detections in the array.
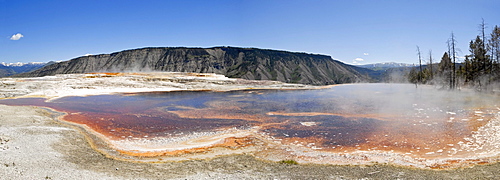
[{"xmin": 408, "ymin": 20, "xmax": 500, "ymax": 91}]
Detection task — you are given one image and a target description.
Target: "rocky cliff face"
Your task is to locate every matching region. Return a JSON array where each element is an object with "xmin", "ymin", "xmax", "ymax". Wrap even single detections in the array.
[{"xmin": 16, "ymin": 47, "xmax": 370, "ymax": 85}]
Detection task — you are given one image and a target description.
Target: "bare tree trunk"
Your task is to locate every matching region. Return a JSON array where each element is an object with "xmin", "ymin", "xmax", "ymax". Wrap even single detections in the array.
[
  {"xmin": 451, "ymin": 33, "xmax": 457, "ymax": 89},
  {"xmin": 447, "ymin": 41, "xmax": 453, "ymax": 89},
  {"xmin": 429, "ymin": 50, "xmax": 433, "ymax": 80},
  {"xmin": 417, "ymin": 46, "xmax": 422, "ymax": 84},
  {"xmin": 480, "ymin": 18, "xmax": 488, "ymax": 74}
]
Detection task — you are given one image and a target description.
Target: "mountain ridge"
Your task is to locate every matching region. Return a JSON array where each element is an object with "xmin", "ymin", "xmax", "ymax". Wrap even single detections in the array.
[{"xmin": 14, "ymin": 47, "xmax": 372, "ymax": 85}]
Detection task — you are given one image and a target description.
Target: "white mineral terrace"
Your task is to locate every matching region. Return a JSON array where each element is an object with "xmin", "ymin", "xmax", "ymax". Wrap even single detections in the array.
[
  {"xmin": 0, "ymin": 72, "xmax": 313, "ymax": 100},
  {"xmin": 110, "ymin": 127, "xmax": 259, "ymax": 152}
]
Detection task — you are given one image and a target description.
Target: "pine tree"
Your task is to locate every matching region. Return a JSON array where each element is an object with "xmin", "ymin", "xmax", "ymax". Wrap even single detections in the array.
[
  {"xmin": 479, "ymin": 19, "xmax": 490, "ymax": 74},
  {"xmin": 438, "ymin": 52, "xmax": 452, "ymax": 89},
  {"xmin": 416, "ymin": 46, "xmax": 423, "ymax": 84},
  {"xmin": 490, "ymin": 25, "xmax": 500, "ymax": 79},
  {"xmin": 462, "ymin": 55, "xmax": 474, "ymax": 84},
  {"xmin": 408, "ymin": 67, "xmax": 418, "ymax": 85},
  {"xmin": 469, "ymin": 35, "xmax": 489, "ymax": 88}
]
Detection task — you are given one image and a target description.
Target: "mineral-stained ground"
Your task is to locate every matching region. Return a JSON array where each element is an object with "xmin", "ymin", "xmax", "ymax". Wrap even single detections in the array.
[{"xmin": 1, "ymin": 73, "xmax": 500, "ymax": 179}]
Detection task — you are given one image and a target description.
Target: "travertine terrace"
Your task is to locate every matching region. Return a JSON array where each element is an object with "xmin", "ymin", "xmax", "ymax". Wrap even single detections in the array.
[
  {"xmin": 0, "ymin": 72, "xmax": 314, "ymax": 100},
  {"xmin": 1, "ymin": 73, "xmax": 499, "ymax": 170}
]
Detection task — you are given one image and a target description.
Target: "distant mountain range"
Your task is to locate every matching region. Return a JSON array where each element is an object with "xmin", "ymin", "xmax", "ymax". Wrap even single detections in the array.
[
  {"xmin": 0, "ymin": 62, "xmax": 50, "ymax": 77},
  {"xmin": 355, "ymin": 62, "xmax": 415, "ymax": 71},
  {"xmin": 1, "ymin": 62, "xmax": 46, "ymax": 67},
  {"xmin": 348, "ymin": 62, "xmax": 415, "ymax": 82}
]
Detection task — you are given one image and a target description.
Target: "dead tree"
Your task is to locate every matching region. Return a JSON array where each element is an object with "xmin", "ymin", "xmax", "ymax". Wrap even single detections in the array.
[{"xmin": 416, "ymin": 46, "xmax": 423, "ymax": 84}]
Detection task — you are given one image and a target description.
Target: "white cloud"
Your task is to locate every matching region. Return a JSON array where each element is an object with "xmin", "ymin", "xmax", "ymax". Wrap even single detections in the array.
[
  {"xmin": 363, "ymin": 53, "xmax": 369, "ymax": 56},
  {"xmin": 10, "ymin": 33, "xmax": 24, "ymax": 40},
  {"xmin": 352, "ymin": 58, "xmax": 365, "ymax": 65}
]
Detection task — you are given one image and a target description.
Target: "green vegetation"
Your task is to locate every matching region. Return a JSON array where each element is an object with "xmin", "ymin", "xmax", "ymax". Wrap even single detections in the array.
[
  {"xmin": 279, "ymin": 160, "xmax": 299, "ymax": 165},
  {"xmin": 408, "ymin": 20, "xmax": 500, "ymax": 91},
  {"xmin": 290, "ymin": 66, "xmax": 302, "ymax": 83},
  {"xmin": 269, "ymin": 69, "xmax": 278, "ymax": 80},
  {"xmin": 186, "ymin": 54, "xmax": 210, "ymax": 60}
]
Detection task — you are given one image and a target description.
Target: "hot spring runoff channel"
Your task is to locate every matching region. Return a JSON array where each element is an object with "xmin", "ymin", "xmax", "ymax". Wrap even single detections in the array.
[{"xmin": 2, "ymin": 84, "xmax": 499, "ymax": 167}]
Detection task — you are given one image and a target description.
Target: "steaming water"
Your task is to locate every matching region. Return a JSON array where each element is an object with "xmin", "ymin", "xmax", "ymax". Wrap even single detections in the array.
[{"xmin": 1, "ymin": 83, "xmax": 499, "ymax": 168}]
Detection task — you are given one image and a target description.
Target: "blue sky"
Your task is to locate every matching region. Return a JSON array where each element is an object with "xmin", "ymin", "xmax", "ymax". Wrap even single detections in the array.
[{"xmin": 1, "ymin": 0, "xmax": 499, "ymax": 65}]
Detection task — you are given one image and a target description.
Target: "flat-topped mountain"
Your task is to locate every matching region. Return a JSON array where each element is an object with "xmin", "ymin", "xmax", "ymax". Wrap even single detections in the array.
[{"xmin": 15, "ymin": 47, "xmax": 371, "ymax": 85}]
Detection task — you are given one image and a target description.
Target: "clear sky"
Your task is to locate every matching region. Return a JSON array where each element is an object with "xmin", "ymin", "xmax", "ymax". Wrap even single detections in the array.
[{"xmin": 1, "ymin": 0, "xmax": 499, "ymax": 65}]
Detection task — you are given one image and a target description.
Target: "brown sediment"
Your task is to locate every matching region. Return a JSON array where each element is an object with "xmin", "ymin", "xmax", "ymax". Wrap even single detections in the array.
[
  {"xmin": 358, "ymin": 112, "xmax": 493, "ymax": 158},
  {"xmin": 84, "ymin": 72, "xmax": 124, "ymax": 78},
  {"xmin": 115, "ymin": 136, "xmax": 256, "ymax": 157},
  {"xmin": 60, "ymin": 109, "xmax": 255, "ymax": 140},
  {"xmin": 87, "ymin": 72, "xmax": 120, "ymax": 75},
  {"xmin": 117, "ymin": 147, "xmax": 210, "ymax": 157}
]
